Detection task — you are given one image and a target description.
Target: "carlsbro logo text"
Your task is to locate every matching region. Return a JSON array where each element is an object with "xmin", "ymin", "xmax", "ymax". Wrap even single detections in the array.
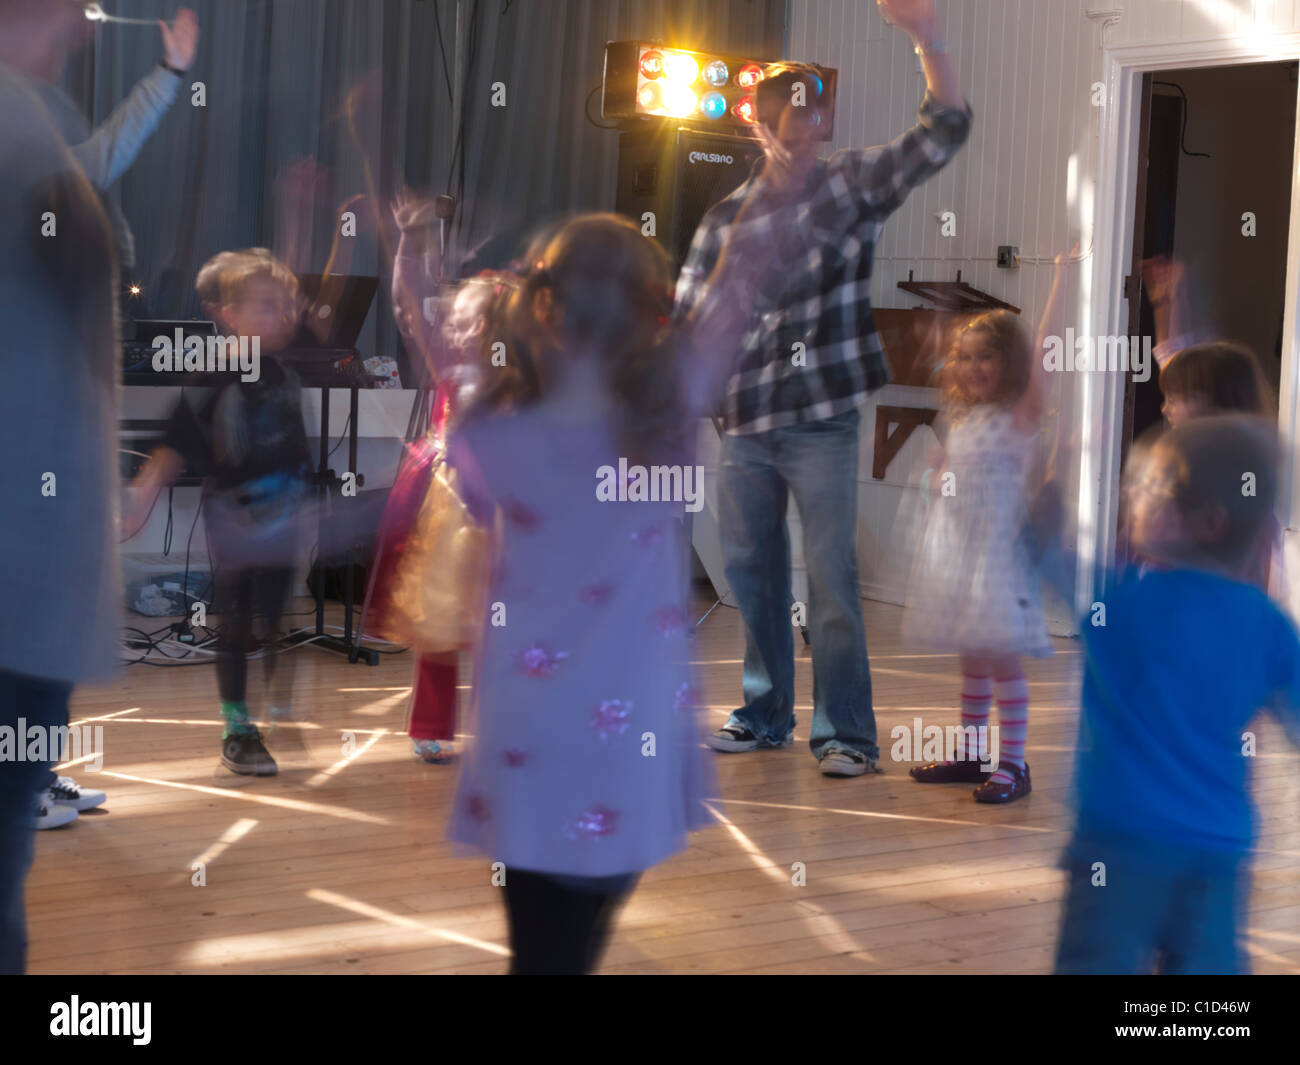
[{"xmin": 688, "ymin": 151, "xmax": 734, "ymax": 165}]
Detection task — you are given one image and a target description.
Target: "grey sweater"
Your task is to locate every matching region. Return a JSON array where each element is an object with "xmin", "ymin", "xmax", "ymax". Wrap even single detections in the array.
[
  {"xmin": 0, "ymin": 63, "xmax": 123, "ymax": 683},
  {"xmin": 33, "ymin": 66, "xmax": 182, "ymax": 270}
]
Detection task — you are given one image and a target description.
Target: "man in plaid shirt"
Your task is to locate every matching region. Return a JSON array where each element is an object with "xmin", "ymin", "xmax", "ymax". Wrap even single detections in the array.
[{"xmin": 675, "ymin": 0, "xmax": 971, "ymax": 775}]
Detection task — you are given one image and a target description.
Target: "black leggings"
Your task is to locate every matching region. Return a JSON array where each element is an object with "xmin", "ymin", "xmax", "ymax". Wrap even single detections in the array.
[
  {"xmin": 504, "ymin": 869, "xmax": 638, "ymax": 975},
  {"xmin": 214, "ymin": 564, "xmax": 295, "ymax": 705}
]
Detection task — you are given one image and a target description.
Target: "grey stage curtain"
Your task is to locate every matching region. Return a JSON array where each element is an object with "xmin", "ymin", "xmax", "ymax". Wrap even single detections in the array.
[{"xmin": 64, "ymin": 0, "xmax": 785, "ymax": 378}]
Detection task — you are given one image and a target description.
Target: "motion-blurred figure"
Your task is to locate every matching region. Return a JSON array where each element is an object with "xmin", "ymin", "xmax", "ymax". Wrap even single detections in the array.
[
  {"xmin": 382, "ymin": 231, "xmax": 509, "ymax": 764},
  {"xmin": 126, "ymin": 250, "xmax": 312, "ymax": 776},
  {"xmin": 1052, "ymin": 415, "xmax": 1300, "ymax": 973},
  {"xmin": 0, "ymin": 0, "xmax": 122, "ymax": 972},
  {"xmin": 391, "ymin": 196, "xmax": 783, "ymax": 972},
  {"xmin": 900, "ymin": 309, "xmax": 1052, "ymax": 802},
  {"xmin": 3, "ymin": 2, "xmax": 199, "ymax": 821},
  {"xmin": 673, "ymin": 0, "xmax": 971, "ymax": 776}
]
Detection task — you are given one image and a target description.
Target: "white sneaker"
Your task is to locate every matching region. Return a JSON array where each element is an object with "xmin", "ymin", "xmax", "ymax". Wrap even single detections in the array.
[
  {"xmin": 818, "ymin": 748, "xmax": 872, "ymax": 777},
  {"xmin": 35, "ymin": 792, "xmax": 78, "ymax": 830},
  {"xmin": 48, "ymin": 776, "xmax": 106, "ymax": 812}
]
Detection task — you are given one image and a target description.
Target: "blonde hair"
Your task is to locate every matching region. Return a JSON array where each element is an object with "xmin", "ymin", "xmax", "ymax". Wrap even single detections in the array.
[{"xmin": 195, "ymin": 248, "xmax": 300, "ymax": 313}]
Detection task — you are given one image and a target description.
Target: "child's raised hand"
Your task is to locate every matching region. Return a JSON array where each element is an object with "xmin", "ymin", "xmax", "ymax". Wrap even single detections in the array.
[
  {"xmin": 1141, "ymin": 254, "xmax": 1184, "ymax": 307},
  {"xmin": 392, "ymin": 187, "xmax": 438, "ymax": 234},
  {"xmin": 1055, "ymin": 241, "xmax": 1082, "ymax": 268}
]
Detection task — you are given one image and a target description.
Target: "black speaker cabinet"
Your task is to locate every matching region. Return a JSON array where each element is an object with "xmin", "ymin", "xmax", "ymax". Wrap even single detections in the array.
[{"xmin": 615, "ymin": 125, "xmax": 765, "ymax": 270}]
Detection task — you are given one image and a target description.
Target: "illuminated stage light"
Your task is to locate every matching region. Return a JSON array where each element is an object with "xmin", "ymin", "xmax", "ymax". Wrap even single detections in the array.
[
  {"xmin": 664, "ymin": 52, "xmax": 700, "ymax": 85},
  {"xmin": 704, "ymin": 59, "xmax": 729, "ymax": 87},
  {"xmin": 701, "ymin": 92, "xmax": 726, "ymax": 120},
  {"xmin": 662, "ymin": 83, "xmax": 698, "ymax": 118},
  {"xmin": 639, "ymin": 50, "xmax": 665, "ymax": 79},
  {"xmin": 601, "ymin": 42, "xmax": 835, "ymax": 136},
  {"xmin": 129, "ymin": 285, "xmax": 142, "ymax": 296}
]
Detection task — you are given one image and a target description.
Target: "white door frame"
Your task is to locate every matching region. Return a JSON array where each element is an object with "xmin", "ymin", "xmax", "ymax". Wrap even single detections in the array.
[{"xmin": 1085, "ymin": 30, "xmax": 1300, "ymax": 613}]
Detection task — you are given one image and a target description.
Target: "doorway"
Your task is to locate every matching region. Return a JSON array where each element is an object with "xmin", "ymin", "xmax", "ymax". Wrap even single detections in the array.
[{"xmin": 1123, "ymin": 61, "xmax": 1296, "ymax": 456}]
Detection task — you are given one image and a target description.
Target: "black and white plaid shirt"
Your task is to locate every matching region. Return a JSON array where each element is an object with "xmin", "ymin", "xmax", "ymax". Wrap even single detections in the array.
[{"xmin": 674, "ymin": 92, "xmax": 973, "ymax": 435}]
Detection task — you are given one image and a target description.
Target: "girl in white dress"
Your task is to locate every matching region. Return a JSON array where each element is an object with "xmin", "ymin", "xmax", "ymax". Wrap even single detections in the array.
[{"xmin": 902, "ymin": 309, "xmax": 1051, "ymax": 803}]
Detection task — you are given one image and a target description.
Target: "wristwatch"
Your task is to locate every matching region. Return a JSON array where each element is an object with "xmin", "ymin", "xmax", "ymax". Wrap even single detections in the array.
[
  {"xmin": 914, "ymin": 36, "xmax": 947, "ymax": 56},
  {"xmin": 160, "ymin": 59, "xmax": 185, "ymax": 77}
]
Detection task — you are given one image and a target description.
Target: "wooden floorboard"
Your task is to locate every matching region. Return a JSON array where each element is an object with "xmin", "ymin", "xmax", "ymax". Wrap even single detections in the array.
[{"xmin": 25, "ymin": 594, "xmax": 1300, "ymax": 975}]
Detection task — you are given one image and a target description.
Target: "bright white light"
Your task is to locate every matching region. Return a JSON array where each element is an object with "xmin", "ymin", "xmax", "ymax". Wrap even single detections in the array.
[
  {"xmin": 662, "ymin": 83, "xmax": 698, "ymax": 118},
  {"xmin": 83, "ymin": 4, "xmax": 160, "ymax": 26}
]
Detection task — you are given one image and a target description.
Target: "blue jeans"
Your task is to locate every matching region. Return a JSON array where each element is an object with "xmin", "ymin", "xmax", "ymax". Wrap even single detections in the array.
[
  {"xmin": 717, "ymin": 409, "xmax": 878, "ymax": 761},
  {"xmin": 1054, "ymin": 839, "xmax": 1248, "ymax": 974},
  {"xmin": 0, "ymin": 668, "xmax": 71, "ymax": 974}
]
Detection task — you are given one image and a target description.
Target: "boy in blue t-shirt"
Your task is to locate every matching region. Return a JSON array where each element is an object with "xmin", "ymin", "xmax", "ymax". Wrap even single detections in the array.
[{"xmin": 1051, "ymin": 415, "xmax": 1300, "ymax": 974}]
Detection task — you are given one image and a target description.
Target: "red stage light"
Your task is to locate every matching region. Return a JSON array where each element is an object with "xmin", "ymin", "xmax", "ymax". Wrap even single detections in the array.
[
  {"xmin": 736, "ymin": 63, "xmax": 763, "ymax": 89},
  {"xmin": 639, "ymin": 50, "xmax": 665, "ymax": 79},
  {"xmin": 734, "ymin": 96, "xmax": 756, "ymax": 124}
]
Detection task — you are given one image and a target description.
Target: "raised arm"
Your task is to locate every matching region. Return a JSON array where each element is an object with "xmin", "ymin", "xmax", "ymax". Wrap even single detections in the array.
[
  {"xmin": 1143, "ymin": 254, "xmax": 1214, "ymax": 369},
  {"xmin": 878, "ymin": 0, "xmax": 962, "ymax": 109},
  {"xmin": 72, "ymin": 9, "xmax": 197, "ymax": 189},
  {"xmin": 390, "ymin": 190, "xmax": 458, "ymax": 383},
  {"xmin": 837, "ymin": 1, "xmax": 971, "ymax": 217},
  {"xmin": 1018, "ymin": 248, "xmax": 1078, "ymax": 436}
]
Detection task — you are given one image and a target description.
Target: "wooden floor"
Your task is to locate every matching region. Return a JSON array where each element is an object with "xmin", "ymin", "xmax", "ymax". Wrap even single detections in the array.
[{"xmin": 28, "ymin": 594, "xmax": 1300, "ymax": 975}]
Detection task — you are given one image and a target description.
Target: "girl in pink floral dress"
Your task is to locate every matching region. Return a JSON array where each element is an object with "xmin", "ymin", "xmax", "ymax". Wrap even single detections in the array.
[{"xmin": 426, "ymin": 213, "xmax": 753, "ymax": 973}]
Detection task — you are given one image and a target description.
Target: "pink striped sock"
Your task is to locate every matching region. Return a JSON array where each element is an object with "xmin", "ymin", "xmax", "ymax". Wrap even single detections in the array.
[
  {"xmin": 957, "ymin": 671, "xmax": 992, "ymax": 762},
  {"xmin": 991, "ymin": 673, "xmax": 1029, "ymax": 785}
]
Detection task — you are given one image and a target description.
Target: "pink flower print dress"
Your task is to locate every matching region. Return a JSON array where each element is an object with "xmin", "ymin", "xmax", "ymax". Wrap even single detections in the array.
[{"xmin": 446, "ymin": 405, "xmax": 716, "ymax": 877}]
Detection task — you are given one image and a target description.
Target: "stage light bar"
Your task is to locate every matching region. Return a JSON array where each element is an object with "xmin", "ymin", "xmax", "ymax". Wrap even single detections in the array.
[{"xmin": 601, "ymin": 42, "xmax": 836, "ymax": 138}]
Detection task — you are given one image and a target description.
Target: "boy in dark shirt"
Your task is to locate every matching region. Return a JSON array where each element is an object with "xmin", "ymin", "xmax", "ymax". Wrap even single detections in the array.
[{"xmin": 127, "ymin": 249, "xmax": 312, "ymax": 775}]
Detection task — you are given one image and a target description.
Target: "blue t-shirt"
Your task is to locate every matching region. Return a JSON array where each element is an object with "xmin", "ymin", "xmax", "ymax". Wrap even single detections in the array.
[{"xmin": 1071, "ymin": 567, "xmax": 1300, "ymax": 865}]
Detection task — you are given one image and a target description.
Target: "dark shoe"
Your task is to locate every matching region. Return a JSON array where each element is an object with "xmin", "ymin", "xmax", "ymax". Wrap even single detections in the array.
[
  {"xmin": 707, "ymin": 725, "xmax": 760, "ymax": 752},
  {"xmin": 707, "ymin": 725, "xmax": 794, "ymax": 752},
  {"xmin": 910, "ymin": 758, "xmax": 990, "ymax": 783},
  {"xmin": 973, "ymin": 761, "xmax": 1030, "ymax": 803},
  {"xmin": 222, "ymin": 729, "xmax": 278, "ymax": 776}
]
